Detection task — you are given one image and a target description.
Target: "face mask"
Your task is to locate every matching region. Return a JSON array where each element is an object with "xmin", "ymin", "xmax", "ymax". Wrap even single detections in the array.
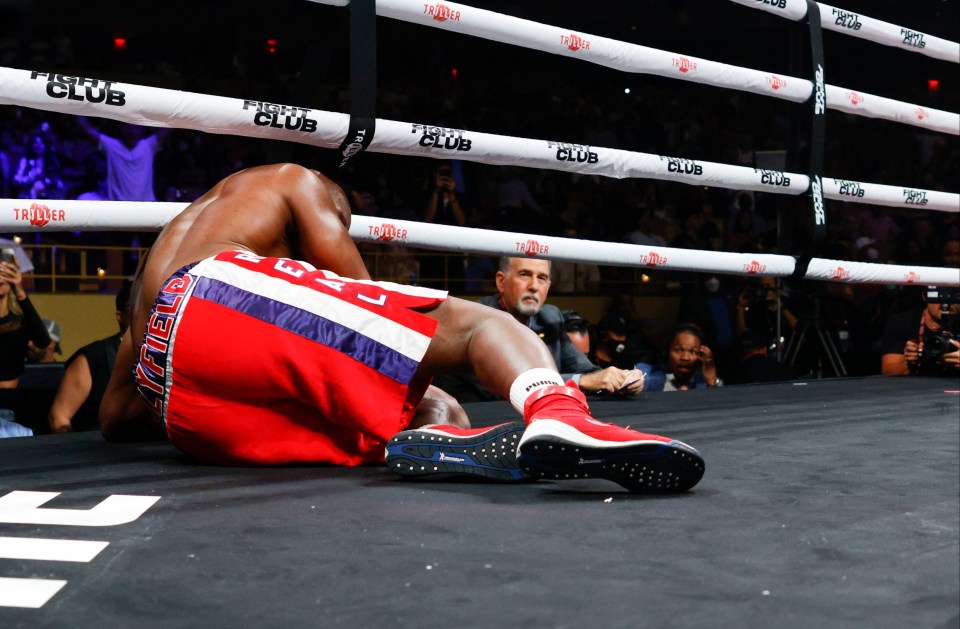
[
  {"xmin": 705, "ymin": 277, "xmax": 720, "ymax": 293},
  {"xmin": 601, "ymin": 338, "xmax": 625, "ymax": 355}
]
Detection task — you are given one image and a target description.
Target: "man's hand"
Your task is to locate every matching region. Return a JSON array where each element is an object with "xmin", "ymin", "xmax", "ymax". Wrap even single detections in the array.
[
  {"xmin": 944, "ymin": 339, "xmax": 960, "ymax": 369},
  {"xmin": 579, "ymin": 367, "xmax": 645, "ymax": 396},
  {"xmin": 700, "ymin": 344, "xmax": 719, "ymax": 386},
  {"xmin": 903, "ymin": 339, "xmax": 920, "ymax": 366},
  {"xmin": 0, "ymin": 261, "xmax": 26, "ymax": 300}
]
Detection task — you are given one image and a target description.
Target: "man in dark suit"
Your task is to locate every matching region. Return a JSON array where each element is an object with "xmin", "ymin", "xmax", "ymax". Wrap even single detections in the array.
[{"xmin": 435, "ymin": 257, "xmax": 644, "ymax": 401}]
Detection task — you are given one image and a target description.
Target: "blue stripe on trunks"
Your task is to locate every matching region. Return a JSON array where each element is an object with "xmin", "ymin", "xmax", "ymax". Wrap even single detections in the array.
[{"xmin": 192, "ymin": 276, "xmax": 420, "ymax": 385}]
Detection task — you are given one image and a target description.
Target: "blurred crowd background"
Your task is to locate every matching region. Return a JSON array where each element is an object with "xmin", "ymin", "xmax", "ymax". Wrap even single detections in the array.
[{"xmin": 0, "ymin": 0, "xmax": 957, "ymax": 384}]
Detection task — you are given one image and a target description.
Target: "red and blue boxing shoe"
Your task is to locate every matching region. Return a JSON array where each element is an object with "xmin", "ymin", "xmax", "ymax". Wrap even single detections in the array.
[
  {"xmin": 517, "ymin": 384, "xmax": 705, "ymax": 494},
  {"xmin": 385, "ymin": 421, "xmax": 527, "ymax": 481}
]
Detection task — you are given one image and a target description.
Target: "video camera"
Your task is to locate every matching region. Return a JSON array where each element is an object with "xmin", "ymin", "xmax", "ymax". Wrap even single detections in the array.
[{"xmin": 922, "ymin": 286, "xmax": 960, "ymax": 364}]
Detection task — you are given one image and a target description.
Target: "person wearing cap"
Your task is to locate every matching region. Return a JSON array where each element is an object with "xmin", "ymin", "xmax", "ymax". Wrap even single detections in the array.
[
  {"xmin": 49, "ymin": 282, "xmax": 132, "ymax": 433},
  {"xmin": 27, "ymin": 319, "xmax": 62, "ymax": 363},
  {"xmin": 592, "ymin": 316, "xmax": 639, "ymax": 369},
  {"xmin": 561, "ymin": 309, "xmax": 592, "ymax": 355}
]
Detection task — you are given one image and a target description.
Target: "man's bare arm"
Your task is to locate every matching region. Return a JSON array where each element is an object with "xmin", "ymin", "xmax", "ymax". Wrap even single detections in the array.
[
  {"xmin": 286, "ymin": 166, "xmax": 371, "ymax": 280},
  {"xmin": 99, "ymin": 329, "xmax": 166, "ymax": 441},
  {"xmin": 48, "ymin": 355, "xmax": 93, "ymax": 433}
]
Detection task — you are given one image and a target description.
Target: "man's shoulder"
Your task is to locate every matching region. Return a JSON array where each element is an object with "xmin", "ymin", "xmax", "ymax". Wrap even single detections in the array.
[
  {"xmin": 476, "ymin": 294, "xmax": 503, "ymax": 310},
  {"xmin": 535, "ymin": 304, "xmax": 563, "ymax": 323},
  {"xmin": 98, "ymin": 134, "xmax": 120, "ymax": 151},
  {"xmin": 885, "ymin": 306, "xmax": 923, "ymax": 330},
  {"xmin": 66, "ymin": 335, "xmax": 120, "ymax": 367}
]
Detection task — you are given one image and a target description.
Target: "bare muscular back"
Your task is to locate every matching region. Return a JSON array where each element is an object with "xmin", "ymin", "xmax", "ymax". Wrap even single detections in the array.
[{"xmin": 131, "ymin": 163, "xmax": 368, "ymax": 344}]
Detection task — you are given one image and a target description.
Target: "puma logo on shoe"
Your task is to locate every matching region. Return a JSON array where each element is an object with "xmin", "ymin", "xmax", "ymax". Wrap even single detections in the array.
[{"xmin": 525, "ymin": 380, "xmax": 558, "ymax": 392}]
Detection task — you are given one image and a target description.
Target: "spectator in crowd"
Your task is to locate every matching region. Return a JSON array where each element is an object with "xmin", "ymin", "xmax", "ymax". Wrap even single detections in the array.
[
  {"xmin": 462, "ymin": 254, "xmax": 497, "ymax": 293},
  {"xmin": 75, "ymin": 117, "xmax": 170, "ymax": 201},
  {"xmin": 0, "ymin": 236, "xmax": 36, "ymax": 295},
  {"xmin": 420, "ymin": 161, "xmax": 466, "ymax": 291},
  {"xmin": 49, "ymin": 281, "xmax": 132, "ymax": 433},
  {"xmin": 0, "ymin": 247, "xmax": 38, "ymax": 434},
  {"xmin": 13, "ymin": 132, "xmax": 64, "ymax": 199},
  {"xmin": 0, "ymin": 413, "xmax": 32, "ymax": 438},
  {"xmin": 0, "ymin": 237, "xmax": 34, "ymax": 274},
  {"xmin": 725, "ymin": 330, "xmax": 796, "ymax": 385},
  {"xmin": 636, "ymin": 324, "xmax": 722, "ymax": 391},
  {"xmin": 0, "ymin": 131, "xmax": 12, "ymax": 198},
  {"xmin": 552, "ymin": 225, "xmax": 601, "ymax": 294},
  {"xmin": 435, "ymin": 257, "xmax": 644, "ymax": 401},
  {"xmin": 671, "ymin": 207, "xmax": 711, "ymax": 251},
  {"xmin": 942, "ymin": 237, "xmax": 960, "ymax": 268},
  {"xmin": 626, "ymin": 205, "xmax": 667, "ymax": 247},
  {"xmin": 899, "ymin": 217, "xmax": 942, "ymax": 267},
  {"xmin": 493, "ymin": 166, "xmax": 543, "ymax": 232},
  {"xmin": 592, "ymin": 316, "xmax": 638, "ymax": 369},
  {"xmin": 724, "ymin": 204, "xmax": 763, "ymax": 253},
  {"xmin": 676, "ymin": 274, "xmax": 737, "ymax": 374},
  {"xmin": 562, "ymin": 309, "xmax": 592, "ymax": 355},
  {"xmin": 726, "ymin": 193, "xmax": 765, "ymax": 240},
  {"xmin": 735, "ymin": 275, "xmax": 798, "ymax": 345},
  {"xmin": 26, "ymin": 319, "xmax": 61, "ymax": 363},
  {"xmin": 598, "ymin": 292, "xmax": 659, "ymax": 363},
  {"xmin": 0, "ymin": 250, "xmax": 50, "ymax": 389},
  {"xmin": 76, "ymin": 117, "xmax": 171, "ymax": 268},
  {"xmin": 880, "ymin": 287, "xmax": 960, "ymax": 376}
]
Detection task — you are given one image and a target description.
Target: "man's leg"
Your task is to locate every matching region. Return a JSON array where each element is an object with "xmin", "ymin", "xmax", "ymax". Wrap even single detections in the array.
[
  {"xmin": 416, "ymin": 297, "xmax": 561, "ymax": 399},
  {"xmin": 390, "ymin": 298, "xmax": 705, "ymax": 493},
  {"xmin": 384, "ymin": 298, "xmax": 559, "ymax": 481}
]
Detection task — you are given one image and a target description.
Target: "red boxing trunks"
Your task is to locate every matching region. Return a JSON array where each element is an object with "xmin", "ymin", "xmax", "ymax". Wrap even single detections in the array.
[{"xmin": 134, "ymin": 250, "xmax": 447, "ymax": 466}]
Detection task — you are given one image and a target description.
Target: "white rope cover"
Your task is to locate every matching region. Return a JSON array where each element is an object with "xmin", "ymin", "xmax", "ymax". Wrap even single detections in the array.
[
  {"xmin": 1, "ymin": 68, "xmax": 956, "ymax": 213},
  {"xmin": 0, "ymin": 198, "xmax": 957, "ymax": 287},
  {"xmin": 728, "ymin": 0, "xmax": 960, "ymax": 63},
  {"xmin": 308, "ymin": 0, "xmax": 959, "ymax": 135}
]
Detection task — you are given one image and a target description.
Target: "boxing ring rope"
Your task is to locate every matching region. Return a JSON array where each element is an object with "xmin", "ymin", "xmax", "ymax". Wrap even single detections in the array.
[
  {"xmin": 728, "ymin": 0, "xmax": 960, "ymax": 63},
  {"xmin": 308, "ymin": 0, "xmax": 959, "ymax": 135},
  {"xmin": 0, "ymin": 199, "xmax": 956, "ymax": 287},
  {"xmin": 1, "ymin": 67, "xmax": 956, "ymax": 213},
  {"xmin": 0, "ymin": 5, "xmax": 956, "ymax": 290}
]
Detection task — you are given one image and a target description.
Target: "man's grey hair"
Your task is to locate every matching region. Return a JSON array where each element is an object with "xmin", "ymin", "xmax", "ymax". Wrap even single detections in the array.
[{"xmin": 498, "ymin": 256, "xmax": 552, "ymax": 278}]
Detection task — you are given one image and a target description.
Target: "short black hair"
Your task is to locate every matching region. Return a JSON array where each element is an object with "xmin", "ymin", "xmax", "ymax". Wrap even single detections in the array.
[
  {"xmin": 561, "ymin": 310, "xmax": 590, "ymax": 334},
  {"xmin": 672, "ymin": 323, "xmax": 704, "ymax": 343}
]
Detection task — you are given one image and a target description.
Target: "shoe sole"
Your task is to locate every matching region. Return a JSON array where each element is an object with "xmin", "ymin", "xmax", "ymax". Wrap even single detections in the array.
[
  {"xmin": 385, "ymin": 421, "xmax": 527, "ymax": 482},
  {"xmin": 517, "ymin": 420, "xmax": 705, "ymax": 494}
]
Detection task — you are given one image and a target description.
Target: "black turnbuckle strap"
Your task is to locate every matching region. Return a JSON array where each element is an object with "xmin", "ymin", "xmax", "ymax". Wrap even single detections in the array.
[{"xmin": 334, "ymin": 0, "xmax": 377, "ymax": 170}]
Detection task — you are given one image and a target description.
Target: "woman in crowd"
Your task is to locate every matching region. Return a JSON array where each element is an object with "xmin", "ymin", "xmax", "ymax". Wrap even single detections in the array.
[{"xmin": 0, "ymin": 253, "xmax": 51, "ymax": 388}]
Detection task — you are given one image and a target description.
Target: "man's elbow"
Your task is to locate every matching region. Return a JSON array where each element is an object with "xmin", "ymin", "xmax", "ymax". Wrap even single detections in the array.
[
  {"xmin": 880, "ymin": 354, "xmax": 909, "ymax": 376},
  {"xmin": 49, "ymin": 415, "xmax": 72, "ymax": 434},
  {"xmin": 99, "ymin": 414, "xmax": 166, "ymax": 442},
  {"xmin": 98, "ymin": 397, "xmax": 165, "ymax": 442},
  {"xmin": 98, "ymin": 404, "xmax": 127, "ymax": 442},
  {"xmin": 99, "ymin": 413, "xmax": 125, "ymax": 442}
]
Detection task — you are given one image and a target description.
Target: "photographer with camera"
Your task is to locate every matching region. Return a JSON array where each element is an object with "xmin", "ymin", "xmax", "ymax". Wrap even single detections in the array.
[
  {"xmin": 880, "ymin": 286, "xmax": 960, "ymax": 376},
  {"xmin": 736, "ymin": 276, "xmax": 799, "ymax": 342},
  {"xmin": 420, "ymin": 160, "xmax": 467, "ymax": 291}
]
